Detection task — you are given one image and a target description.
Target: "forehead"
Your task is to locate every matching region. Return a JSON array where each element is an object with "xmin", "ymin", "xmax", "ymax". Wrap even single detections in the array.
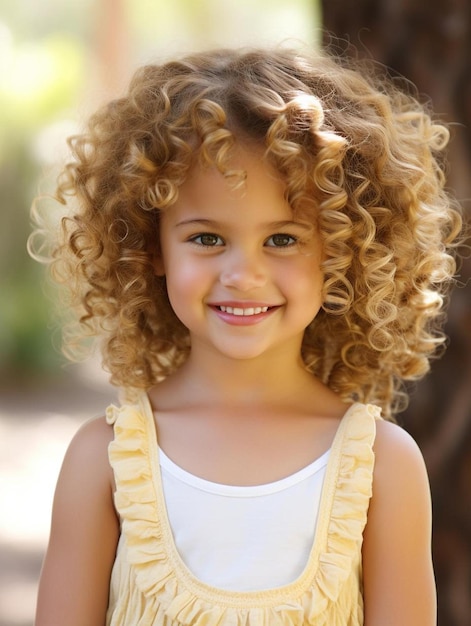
[{"xmin": 173, "ymin": 146, "xmax": 290, "ymax": 215}]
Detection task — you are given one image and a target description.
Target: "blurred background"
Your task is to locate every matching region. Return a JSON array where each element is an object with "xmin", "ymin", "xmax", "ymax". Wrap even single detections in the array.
[{"xmin": 0, "ymin": 1, "xmax": 469, "ymax": 625}]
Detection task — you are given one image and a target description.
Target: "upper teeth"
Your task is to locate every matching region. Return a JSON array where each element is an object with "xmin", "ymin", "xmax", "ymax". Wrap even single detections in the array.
[{"xmin": 219, "ymin": 306, "xmax": 269, "ymax": 316}]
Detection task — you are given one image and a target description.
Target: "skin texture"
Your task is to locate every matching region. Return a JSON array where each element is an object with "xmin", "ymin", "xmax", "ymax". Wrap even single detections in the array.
[{"xmin": 35, "ymin": 148, "xmax": 436, "ymax": 625}]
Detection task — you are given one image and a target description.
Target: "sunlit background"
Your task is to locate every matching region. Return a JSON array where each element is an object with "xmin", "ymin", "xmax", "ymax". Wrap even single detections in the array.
[
  {"xmin": 1, "ymin": 2, "xmax": 470, "ymax": 626},
  {"xmin": 0, "ymin": 2, "xmax": 317, "ymax": 624}
]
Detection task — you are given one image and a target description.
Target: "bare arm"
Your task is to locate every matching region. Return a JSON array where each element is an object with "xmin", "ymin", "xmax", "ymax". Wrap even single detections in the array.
[
  {"xmin": 35, "ymin": 417, "xmax": 119, "ymax": 626},
  {"xmin": 362, "ymin": 420, "xmax": 436, "ymax": 626}
]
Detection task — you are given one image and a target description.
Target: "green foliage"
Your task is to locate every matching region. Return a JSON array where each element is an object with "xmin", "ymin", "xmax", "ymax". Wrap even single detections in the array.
[{"xmin": 0, "ymin": 22, "xmax": 85, "ymax": 378}]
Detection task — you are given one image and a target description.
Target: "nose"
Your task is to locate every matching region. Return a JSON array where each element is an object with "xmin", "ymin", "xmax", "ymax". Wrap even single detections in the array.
[{"xmin": 219, "ymin": 247, "xmax": 268, "ymax": 291}]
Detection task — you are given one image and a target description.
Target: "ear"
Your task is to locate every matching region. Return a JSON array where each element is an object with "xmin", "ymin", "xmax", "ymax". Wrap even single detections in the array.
[{"xmin": 152, "ymin": 253, "xmax": 166, "ymax": 277}]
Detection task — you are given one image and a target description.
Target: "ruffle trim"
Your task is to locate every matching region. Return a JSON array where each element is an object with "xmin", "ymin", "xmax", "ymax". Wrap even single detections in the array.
[{"xmin": 107, "ymin": 395, "xmax": 380, "ymax": 625}]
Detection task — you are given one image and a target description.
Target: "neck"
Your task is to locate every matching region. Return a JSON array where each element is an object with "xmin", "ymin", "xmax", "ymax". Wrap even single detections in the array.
[{"xmin": 172, "ymin": 346, "xmax": 315, "ymax": 408}]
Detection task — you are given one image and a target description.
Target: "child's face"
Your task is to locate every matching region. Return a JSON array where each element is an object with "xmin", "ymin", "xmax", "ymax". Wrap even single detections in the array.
[{"xmin": 155, "ymin": 146, "xmax": 324, "ymax": 364}]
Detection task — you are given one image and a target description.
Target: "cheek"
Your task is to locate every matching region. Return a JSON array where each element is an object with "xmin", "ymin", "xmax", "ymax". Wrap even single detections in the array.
[
  {"xmin": 164, "ymin": 259, "xmax": 209, "ymax": 311},
  {"xmin": 287, "ymin": 260, "xmax": 324, "ymax": 322},
  {"xmin": 282, "ymin": 256, "xmax": 323, "ymax": 294}
]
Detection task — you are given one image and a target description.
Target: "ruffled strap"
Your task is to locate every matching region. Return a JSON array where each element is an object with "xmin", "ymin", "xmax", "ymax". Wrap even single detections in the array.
[
  {"xmin": 304, "ymin": 403, "xmax": 381, "ymax": 621},
  {"xmin": 107, "ymin": 397, "xmax": 176, "ymax": 599},
  {"xmin": 107, "ymin": 393, "xmax": 380, "ymax": 626}
]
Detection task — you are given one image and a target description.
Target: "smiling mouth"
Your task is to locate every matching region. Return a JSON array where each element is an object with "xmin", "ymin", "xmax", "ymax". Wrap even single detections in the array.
[{"xmin": 217, "ymin": 305, "xmax": 270, "ymax": 316}]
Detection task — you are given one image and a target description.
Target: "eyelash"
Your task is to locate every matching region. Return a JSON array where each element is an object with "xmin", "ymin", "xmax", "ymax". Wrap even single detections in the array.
[
  {"xmin": 189, "ymin": 233, "xmax": 224, "ymax": 247},
  {"xmin": 188, "ymin": 233, "xmax": 299, "ymax": 248},
  {"xmin": 266, "ymin": 234, "xmax": 298, "ymax": 248}
]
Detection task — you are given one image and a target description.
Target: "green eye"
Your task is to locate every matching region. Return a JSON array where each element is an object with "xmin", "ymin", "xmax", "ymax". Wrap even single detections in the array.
[
  {"xmin": 266, "ymin": 234, "xmax": 297, "ymax": 247},
  {"xmin": 191, "ymin": 233, "xmax": 224, "ymax": 247}
]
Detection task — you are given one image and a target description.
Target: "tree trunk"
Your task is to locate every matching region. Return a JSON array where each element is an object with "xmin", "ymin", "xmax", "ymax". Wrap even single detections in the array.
[{"xmin": 321, "ymin": 2, "xmax": 471, "ymax": 624}]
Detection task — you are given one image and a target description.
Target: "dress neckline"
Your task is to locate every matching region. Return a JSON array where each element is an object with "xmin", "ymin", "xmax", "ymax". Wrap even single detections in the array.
[{"xmin": 159, "ymin": 443, "xmax": 330, "ymax": 496}]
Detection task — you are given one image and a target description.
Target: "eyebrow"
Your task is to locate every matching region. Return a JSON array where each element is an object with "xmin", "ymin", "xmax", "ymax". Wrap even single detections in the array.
[{"xmin": 175, "ymin": 218, "xmax": 313, "ymax": 231}]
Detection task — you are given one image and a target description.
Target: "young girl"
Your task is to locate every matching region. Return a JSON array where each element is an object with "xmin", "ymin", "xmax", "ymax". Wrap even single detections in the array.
[{"xmin": 31, "ymin": 45, "xmax": 462, "ymax": 626}]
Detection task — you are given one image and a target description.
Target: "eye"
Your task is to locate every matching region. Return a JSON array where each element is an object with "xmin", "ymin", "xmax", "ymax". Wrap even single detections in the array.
[
  {"xmin": 189, "ymin": 233, "xmax": 224, "ymax": 247},
  {"xmin": 265, "ymin": 234, "xmax": 298, "ymax": 247}
]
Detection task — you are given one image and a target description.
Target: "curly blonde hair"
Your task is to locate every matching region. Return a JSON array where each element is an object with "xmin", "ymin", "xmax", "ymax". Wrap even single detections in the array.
[{"xmin": 30, "ymin": 45, "xmax": 462, "ymax": 418}]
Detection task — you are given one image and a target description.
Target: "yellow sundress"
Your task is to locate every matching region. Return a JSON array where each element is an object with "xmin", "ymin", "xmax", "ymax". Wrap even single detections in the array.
[{"xmin": 105, "ymin": 390, "xmax": 381, "ymax": 625}]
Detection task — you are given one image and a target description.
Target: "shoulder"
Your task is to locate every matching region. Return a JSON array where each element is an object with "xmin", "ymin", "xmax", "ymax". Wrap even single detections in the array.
[
  {"xmin": 58, "ymin": 415, "xmax": 116, "ymax": 494},
  {"xmin": 64, "ymin": 414, "xmax": 115, "ymax": 462},
  {"xmin": 372, "ymin": 419, "xmax": 430, "ymax": 491},
  {"xmin": 68, "ymin": 414, "xmax": 115, "ymax": 453},
  {"xmin": 369, "ymin": 418, "xmax": 431, "ymax": 519},
  {"xmin": 47, "ymin": 413, "xmax": 118, "ymax": 557},
  {"xmin": 49, "ymin": 413, "xmax": 117, "ymax": 529}
]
